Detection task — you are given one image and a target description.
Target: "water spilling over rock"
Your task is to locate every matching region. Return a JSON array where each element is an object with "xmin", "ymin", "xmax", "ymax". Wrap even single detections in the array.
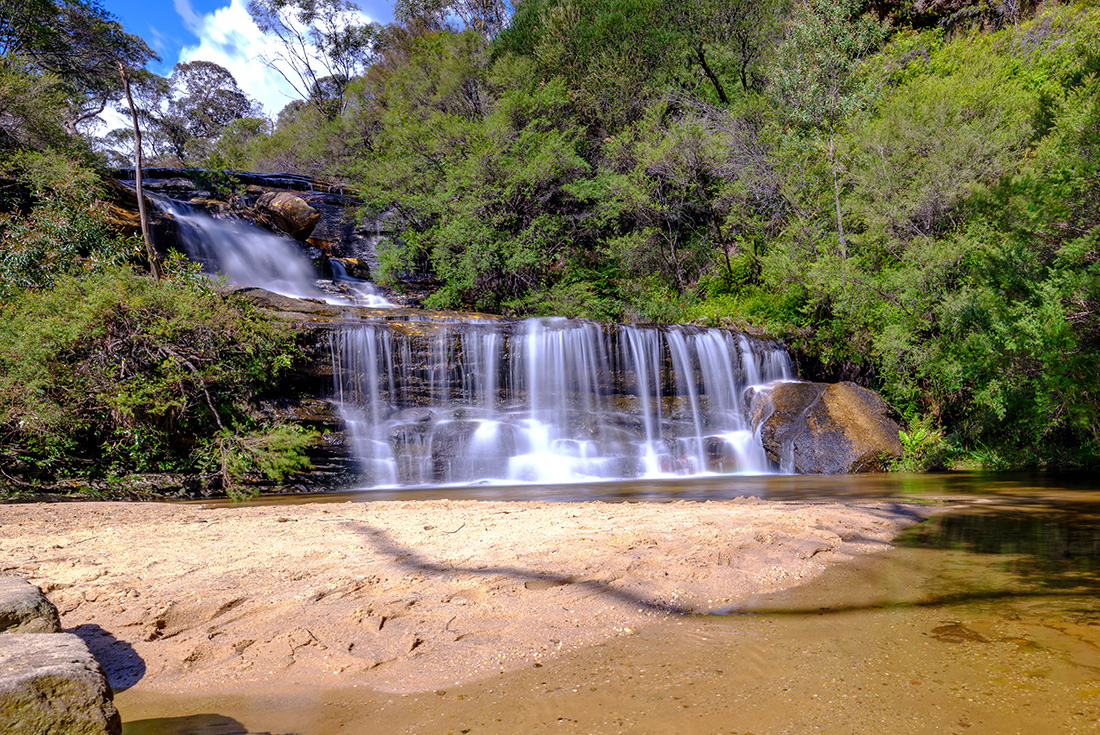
[
  {"xmin": 158, "ymin": 198, "xmax": 393, "ymax": 307},
  {"xmin": 331, "ymin": 317, "xmax": 793, "ymax": 487}
]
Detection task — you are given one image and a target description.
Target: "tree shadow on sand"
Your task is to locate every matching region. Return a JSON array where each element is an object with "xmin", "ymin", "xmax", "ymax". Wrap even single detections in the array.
[
  {"xmin": 342, "ymin": 503, "xmax": 929, "ymax": 617},
  {"xmin": 346, "ymin": 520, "xmax": 698, "ymax": 615}
]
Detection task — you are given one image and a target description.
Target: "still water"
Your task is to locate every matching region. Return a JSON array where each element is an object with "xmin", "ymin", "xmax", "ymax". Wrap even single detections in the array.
[{"xmin": 121, "ymin": 473, "xmax": 1099, "ymax": 734}]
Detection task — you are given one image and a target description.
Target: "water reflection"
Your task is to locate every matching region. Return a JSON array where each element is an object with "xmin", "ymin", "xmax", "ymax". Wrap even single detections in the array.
[
  {"xmin": 123, "ymin": 714, "xmax": 293, "ymax": 735},
  {"xmin": 898, "ymin": 500, "xmax": 1100, "ymax": 593},
  {"xmin": 725, "ymin": 488, "xmax": 1100, "ymax": 619},
  {"xmin": 198, "ymin": 470, "xmax": 1100, "ymax": 507}
]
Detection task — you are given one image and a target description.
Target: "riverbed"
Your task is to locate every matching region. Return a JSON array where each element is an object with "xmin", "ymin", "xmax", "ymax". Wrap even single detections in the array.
[{"xmin": 4, "ymin": 473, "xmax": 1097, "ymax": 733}]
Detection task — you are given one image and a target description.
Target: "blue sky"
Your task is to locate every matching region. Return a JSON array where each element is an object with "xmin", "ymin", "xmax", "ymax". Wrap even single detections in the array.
[{"xmin": 102, "ymin": 0, "xmax": 396, "ymax": 116}]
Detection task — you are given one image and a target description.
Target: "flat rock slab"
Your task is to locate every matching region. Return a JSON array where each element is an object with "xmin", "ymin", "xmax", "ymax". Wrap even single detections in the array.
[
  {"xmin": 0, "ymin": 577, "xmax": 61, "ymax": 634},
  {"xmin": 0, "ymin": 633, "xmax": 120, "ymax": 735}
]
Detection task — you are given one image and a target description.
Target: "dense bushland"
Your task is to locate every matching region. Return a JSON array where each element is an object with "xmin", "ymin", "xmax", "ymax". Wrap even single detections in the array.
[
  {"xmin": 217, "ymin": 0, "xmax": 1099, "ymax": 469},
  {"xmin": 0, "ymin": 2, "xmax": 313, "ymax": 495},
  {"xmin": 0, "ymin": 267, "xmax": 312, "ymax": 496}
]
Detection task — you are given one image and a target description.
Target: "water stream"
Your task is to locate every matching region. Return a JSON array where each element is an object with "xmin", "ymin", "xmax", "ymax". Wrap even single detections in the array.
[
  {"xmin": 331, "ymin": 317, "xmax": 794, "ymax": 487},
  {"xmin": 156, "ymin": 198, "xmax": 393, "ymax": 307}
]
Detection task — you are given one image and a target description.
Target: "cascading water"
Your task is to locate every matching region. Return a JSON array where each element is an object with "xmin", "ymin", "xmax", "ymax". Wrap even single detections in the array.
[
  {"xmin": 158, "ymin": 198, "xmax": 393, "ymax": 306},
  {"xmin": 332, "ymin": 317, "xmax": 794, "ymax": 487}
]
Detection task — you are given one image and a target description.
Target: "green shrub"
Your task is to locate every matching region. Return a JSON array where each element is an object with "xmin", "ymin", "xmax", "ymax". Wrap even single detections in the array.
[{"xmin": 0, "ymin": 267, "xmax": 313, "ymax": 494}]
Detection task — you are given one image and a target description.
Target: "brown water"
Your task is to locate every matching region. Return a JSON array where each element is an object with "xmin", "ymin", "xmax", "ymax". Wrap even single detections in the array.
[{"xmin": 119, "ymin": 474, "xmax": 1100, "ymax": 735}]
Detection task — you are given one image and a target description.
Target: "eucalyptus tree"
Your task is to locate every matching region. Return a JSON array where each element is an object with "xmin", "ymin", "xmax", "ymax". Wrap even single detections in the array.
[
  {"xmin": 0, "ymin": 0, "xmax": 154, "ymax": 136},
  {"xmin": 394, "ymin": 0, "xmax": 511, "ymax": 36},
  {"xmin": 768, "ymin": 0, "xmax": 887, "ymax": 255},
  {"xmin": 246, "ymin": 0, "xmax": 380, "ymax": 118},
  {"xmin": 104, "ymin": 62, "xmax": 261, "ymax": 166}
]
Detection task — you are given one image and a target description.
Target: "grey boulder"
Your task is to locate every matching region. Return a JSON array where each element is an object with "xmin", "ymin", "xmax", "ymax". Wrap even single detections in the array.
[{"xmin": 0, "ymin": 578, "xmax": 61, "ymax": 634}]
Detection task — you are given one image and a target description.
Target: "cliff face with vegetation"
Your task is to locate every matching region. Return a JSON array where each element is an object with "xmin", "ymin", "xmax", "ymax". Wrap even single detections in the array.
[{"xmin": 1, "ymin": 0, "xmax": 1098, "ymax": 489}]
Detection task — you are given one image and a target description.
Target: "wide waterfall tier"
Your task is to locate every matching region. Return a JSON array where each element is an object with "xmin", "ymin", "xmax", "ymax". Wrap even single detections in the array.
[{"xmin": 331, "ymin": 317, "xmax": 794, "ymax": 487}]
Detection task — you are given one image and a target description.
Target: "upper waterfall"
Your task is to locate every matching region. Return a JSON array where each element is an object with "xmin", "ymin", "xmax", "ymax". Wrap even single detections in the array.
[
  {"xmin": 332, "ymin": 316, "xmax": 794, "ymax": 488},
  {"xmin": 156, "ymin": 198, "xmax": 393, "ymax": 307}
]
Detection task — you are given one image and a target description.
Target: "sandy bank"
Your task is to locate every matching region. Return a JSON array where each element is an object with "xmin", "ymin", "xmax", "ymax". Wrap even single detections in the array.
[{"xmin": 0, "ymin": 498, "xmax": 926, "ymax": 694}]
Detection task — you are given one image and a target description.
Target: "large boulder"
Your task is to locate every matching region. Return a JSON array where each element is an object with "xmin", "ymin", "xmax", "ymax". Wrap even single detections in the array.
[
  {"xmin": 256, "ymin": 191, "xmax": 321, "ymax": 239},
  {"xmin": 746, "ymin": 381, "xmax": 903, "ymax": 474},
  {"xmin": 0, "ymin": 578, "xmax": 62, "ymax": 634},
  {"xmin": 0, "ymin": 633, "xmax": 121, "ymax": 735}
]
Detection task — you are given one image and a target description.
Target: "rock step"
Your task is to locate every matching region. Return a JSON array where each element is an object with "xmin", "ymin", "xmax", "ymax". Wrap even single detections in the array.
[
  {"xmin": 0, "ymin": 633, "xmax": 121, "ymax": 735},
  {"xmin": 0, "ymin": 578, "xmax": 61, "ymax": 634}
]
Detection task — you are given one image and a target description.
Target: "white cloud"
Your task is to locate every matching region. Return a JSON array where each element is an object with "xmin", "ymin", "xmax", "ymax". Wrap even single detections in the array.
[
  {"xmin": 174, "ymin": 0, "xmax": 204, "ymax": 34},
  {"xmin": 176, "ymin": 0, "xmax": 362, "ymax": 118}
]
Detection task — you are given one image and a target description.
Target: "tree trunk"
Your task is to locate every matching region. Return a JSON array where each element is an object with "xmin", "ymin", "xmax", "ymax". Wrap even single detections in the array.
[
  {"xmin": 118, "ymin": 63, "xmax": 162, "ymax": 281},
  {"xmin": 695, "ymin": 42, "xmax": 729, "ymax": 105},
  {"xmin": 828, "ymin": 134, "xmax": 846, "ymax": 258}
]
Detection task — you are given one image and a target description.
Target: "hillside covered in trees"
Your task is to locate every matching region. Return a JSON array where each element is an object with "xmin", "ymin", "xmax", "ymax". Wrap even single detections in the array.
[{"xmin": 2, "ymin": 0, "xmax": 1099, "ymax": 480}]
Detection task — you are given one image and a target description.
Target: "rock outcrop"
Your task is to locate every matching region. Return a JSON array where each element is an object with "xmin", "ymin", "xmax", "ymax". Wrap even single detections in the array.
[
  {"xmin": 0, "ymin": 633, "xmax": 121, "ymax": 735},
  {"xmin": 255, "ymin": 191, "xmax": 321, "ymax": 239},
  {"xmin": 0, "ymin": 577, "xmax": 62, "ymax": 634},
  {"xmin": 746, "ymin": 381, "xmax": 903, "ymax": 474}
]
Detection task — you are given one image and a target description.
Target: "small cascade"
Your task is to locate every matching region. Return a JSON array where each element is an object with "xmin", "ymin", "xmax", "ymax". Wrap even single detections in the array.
[
  {"xmin": 156, "ymin": 198, "xmax": 393, "ymax": 306},
  {"xmin": 329, "ymin": 258, "xmax": 394, "ymax": 308},
  {"xmin": 332, "ymin": 317, "xmax": 794, "ymax": 487}
]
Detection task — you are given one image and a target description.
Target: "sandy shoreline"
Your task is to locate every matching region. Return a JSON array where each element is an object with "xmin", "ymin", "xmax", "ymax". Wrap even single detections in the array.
[{"xmin": 0, "ymin": 498, "xmax": 927, "ymax": 695}]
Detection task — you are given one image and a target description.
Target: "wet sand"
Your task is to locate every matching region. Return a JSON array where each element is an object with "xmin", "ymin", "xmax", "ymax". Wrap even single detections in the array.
[
  {"xmin": 116, "ymin": 539, "xmax": 1100, "ymax": 735},
  {"xmin": 0, "ymin": 498, "xmax": 925, "ymax": 697}
]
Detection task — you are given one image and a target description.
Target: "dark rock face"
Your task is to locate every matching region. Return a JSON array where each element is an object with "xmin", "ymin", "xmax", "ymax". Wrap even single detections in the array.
[
  {"xmin": 746, "ymin": 381, "xmax": 903, "ymax": 474},
  {"xmin": 0, "ymin": 633, "xmax": 121, "ymax": 735},
  {"xmin": 0, "ymin": 578, "xmax": 62, "ymax": 634}
]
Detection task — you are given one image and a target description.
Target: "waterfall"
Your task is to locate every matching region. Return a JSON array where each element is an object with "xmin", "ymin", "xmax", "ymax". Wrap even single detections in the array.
[
  {"xmin": 332, "ymin": 317, "xmax": 794, "ymax": 488},
  {"xmin": 157, "ymin": 198, "xmax": 393, "ymax": 306}
]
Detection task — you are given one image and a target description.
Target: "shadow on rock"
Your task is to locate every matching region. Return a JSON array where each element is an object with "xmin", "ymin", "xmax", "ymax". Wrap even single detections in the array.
[
  {"xmin": 69, "ymin": 623, "xmax": 146, "ymax": 691},
  {"xmin": 123, "ymin": 713, "xmax": 297, "ymax": 735}
]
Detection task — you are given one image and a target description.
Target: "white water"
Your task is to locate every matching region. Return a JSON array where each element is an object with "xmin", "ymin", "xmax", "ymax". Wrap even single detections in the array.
[
  {"xmin": 332, "ymin": 317, "xmax": 794, "ymax": 488},
  {"xmin": 159, "ymin": 198, "xmax": 393, "ymax": 307}
]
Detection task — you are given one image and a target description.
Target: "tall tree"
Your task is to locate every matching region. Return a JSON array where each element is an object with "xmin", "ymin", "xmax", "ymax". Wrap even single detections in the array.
[
  {"xmin": 246, "ymin": 0, "xmax": 379, "ymax": 118},
  {"xmin": 768, "ymin": 0, "xmax": 886, "ymax": 255},
  {"xmin": 169, "ymin": 61, "xmax": 259, "ymax": 141},
  {"xmin": 0, "ymin": 0, "xmax": 155, "ymax": 136},
  {"xmin": 118, "ymin": 62, "xmax": 161, "ymax": 281}
]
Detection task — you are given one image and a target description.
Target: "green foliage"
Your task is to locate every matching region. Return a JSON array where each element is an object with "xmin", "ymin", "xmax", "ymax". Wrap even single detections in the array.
[
  {"xmin": 0, "ymin": 0, "xmax": 155, "ymax": 135},
  {"xmin": 0, "ymin": 150, "xmax": 142, "ymax": 299},
  {"xmin": 0, "ymin": 57, "xmax": 70, "ymax": 151},
  {"xmin": 0, "ymin": 267, "xmax": 312, "ymax": 489},
  {"xmin": 768, "ymin": 0, "xmax": 888, "ymax": 133},
  {"xmin": 893, "ymin": 415, "xmax": 947, "ymax": 472},
  {"xmin": 210, "ymin": 0, "xmax": 1100, "ymax": 469},
  {"xmin": 200, "ymin": 426, "xmax": 315, "ymax": 500},
  {"xmin": 186, "ymin": 167, "xmax": 241, "ymax": 198}
]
